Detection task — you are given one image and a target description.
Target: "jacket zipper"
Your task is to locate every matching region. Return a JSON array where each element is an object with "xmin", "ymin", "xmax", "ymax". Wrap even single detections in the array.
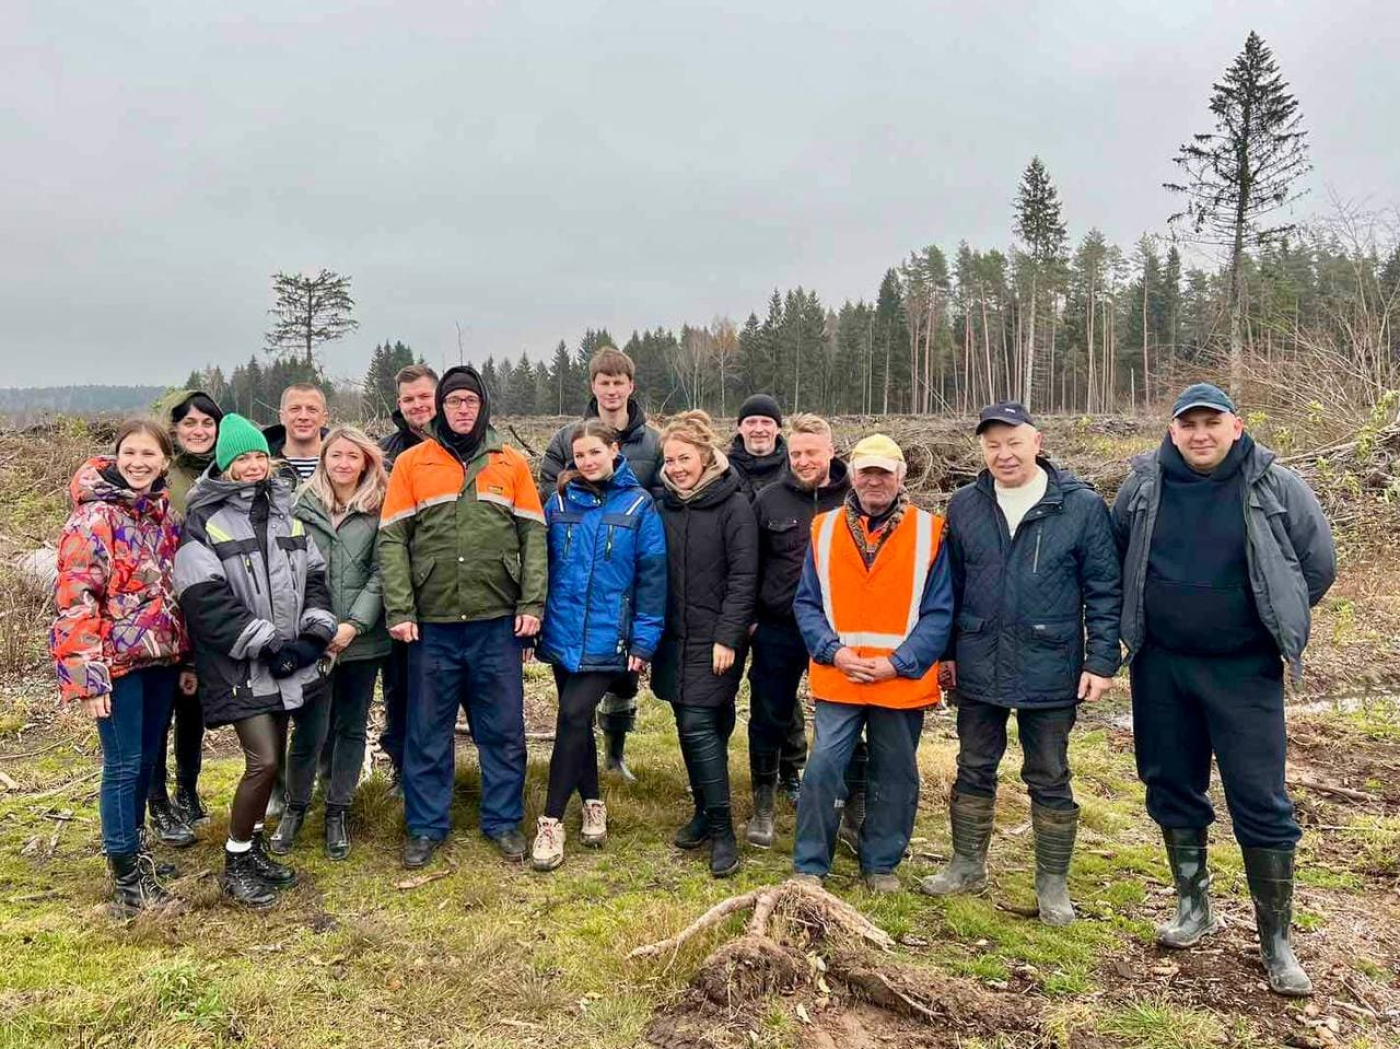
[
  {"xmin": 1033, "ymin": 528, "xmax": 1042, "ymax": 574},
  {"xmin": 244, "ymin": 555, "xmax": 262, "ymax": 594}
]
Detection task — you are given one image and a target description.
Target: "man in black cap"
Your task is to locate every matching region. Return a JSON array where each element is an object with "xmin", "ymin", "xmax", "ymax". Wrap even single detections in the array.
[
  {"xmin": 1113, "ymin": 383, "xmax": 1335, "ymax": 996},
  {"xmin": 920, "ymin": 401, "xmax": 1121, "ymax": 928}
]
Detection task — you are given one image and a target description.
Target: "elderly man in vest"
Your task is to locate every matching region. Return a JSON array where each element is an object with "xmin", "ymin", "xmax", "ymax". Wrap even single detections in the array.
[{"xmin": 791, "ymin": 434, "xmax": 954, "ymax": 892}]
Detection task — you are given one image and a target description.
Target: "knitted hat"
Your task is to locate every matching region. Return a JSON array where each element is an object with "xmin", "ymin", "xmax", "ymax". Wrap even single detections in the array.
[
  {"xmin": 849, "ymin": 433, "xmax": 906, "ymax": 476},
  {"xmin": 737, "ymin": 393, "xmax": 782, "ymax": 427},
  {"xmin": 215, "ymin": 413, "xmax": 271, "ymax": 471}
]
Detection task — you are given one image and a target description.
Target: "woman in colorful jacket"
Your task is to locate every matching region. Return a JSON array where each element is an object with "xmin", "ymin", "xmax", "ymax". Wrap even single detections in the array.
[
  {"xmin": 529, "ymin": 420, "xmax": 666, "ymax": 872},
  {"xmin": 269, "ymin": 427, "xmax": 390, "ymax": 860},
  {"xmin": 146, "ymin": 389, "xmax": 224, "ymax": 843},
  {"xmin": 652, "ymin": 411, "xmax": 758, "ymax": 878},
  {"xmin": 50, "ymin": 420, "xmax": 196, "ymax": 916},
  {"xmin": 173, "ymin": 414, "xmax": 337, "ymax": 907}
]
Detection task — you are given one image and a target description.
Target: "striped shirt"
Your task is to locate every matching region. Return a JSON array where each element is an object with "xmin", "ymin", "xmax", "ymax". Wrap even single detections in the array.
[{"xmin": 285, "ymin": 457, "xmax": 318, "ymax": 481}]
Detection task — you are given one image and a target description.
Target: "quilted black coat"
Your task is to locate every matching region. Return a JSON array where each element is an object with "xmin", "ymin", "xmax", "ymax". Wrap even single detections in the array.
[{"xmin": 943, "ymin": 459, "xmax": 1122, "ymax": 709}]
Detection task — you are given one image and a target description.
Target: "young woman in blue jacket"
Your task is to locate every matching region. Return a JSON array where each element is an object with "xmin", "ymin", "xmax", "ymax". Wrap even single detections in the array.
[{"xmin": 531, "ymin": 420, "xmax": 667, "ymax": 872}]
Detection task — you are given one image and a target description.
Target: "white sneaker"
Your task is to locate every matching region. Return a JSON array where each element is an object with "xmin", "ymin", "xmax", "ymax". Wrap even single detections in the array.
[
  {"xmin": 581, "ymin": 800, "xmax": 607, "ymax": 847},
  {"xmin": 531, "ymin": 817, "xmax": 564, "ymax": 872}
]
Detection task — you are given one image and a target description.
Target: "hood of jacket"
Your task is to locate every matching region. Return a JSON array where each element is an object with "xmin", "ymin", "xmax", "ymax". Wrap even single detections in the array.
[
  {"xmin": 728, "ymin": 434, "xmax": 787, "ymax": 478},
  {"xmin": 1128, "ymin": 435, "xmax": 1275, "ymax": 487},
  {"xmin": 585, "ymin": 396, "xmax": 648, "ymax": 441},
  {"xmin": 185, "ymin": 461, "xmax": 296, "ymax": 518},
  {"xmin": 69, "ymin": 456, "xmax": 169, "ymax": 512},
  {"xmin": 777, "ymin": 455, "xmax": 850, "ymax": 497},
  {"xmin": 431, "ymin": 364, "xmax": 491, "ymax": 462}
]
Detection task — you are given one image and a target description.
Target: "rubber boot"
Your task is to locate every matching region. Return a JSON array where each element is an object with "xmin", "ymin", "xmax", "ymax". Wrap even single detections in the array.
[
  {"xmin": 919, "ymin": 792, "xmax": 995, "ymax": 896},
  {"xmin": 1241, "ymin": 846, "xmax": 1313, "ymax": 997},
  {"xmin": 746, "ymin": 780, "xmax": 776, "ymax": 849},
  {"xmin": 147, "ymin": 795, "xmax": 196, "ymax": 848},
  {"xmin": 1032, "ymin": 803, "xmax": 1078, "ymax": 926},
  {"xmin": 324, "ymin": 808, "xmax": 350, "ymax": 861},
  {"xmin": 837, "ymin": 789, "xmax": 866, "ymax": 856},
  {"xmin": 1157, "ymin": 827, "xmax": 1221, "ymax": 949},
  {"xmin": 708, "ymin": 809, "xmax": 740, "ymax": 878},
  {"xmin": 249, "ymin": 830, "xmax": 297, "ymax": 889},
  {"xmin": 109, "ymin": 852, "xmax": 171, "ymax": 916},
  {"xmin": 674, "ymin": 804, "xmax": 711, "ymax": 850},
  {"xmin": 222, "ymin": 847, "xmax": 277, "ymax": 908},
  {"xmin": 268, "ymin": 806, "xmax": 306, "ymax": 856},
  {"xmin": 603, "ymin": 729, "xmax": 636, "ymax": 783}
]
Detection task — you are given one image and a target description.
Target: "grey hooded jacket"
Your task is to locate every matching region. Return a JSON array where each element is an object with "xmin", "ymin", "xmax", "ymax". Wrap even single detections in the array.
[
  {"xmin": 174, "ymin": 469, "xmax": 336, "ymax": 726},
  {"xmin": 1111, "ymin": 438, "xmax": 1336, "ymax": 678}
]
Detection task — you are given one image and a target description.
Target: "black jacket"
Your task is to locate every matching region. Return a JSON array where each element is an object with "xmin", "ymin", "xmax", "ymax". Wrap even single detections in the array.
[
  {"xmin": 539, "ymin": 398, "xmax": 664, "ymax": 500},
  {"xmin": 728, "ymin": 435, "xmax": 788, "ymax": 501},
  {"xmin": 945, "ymin": 459, "xmax": 1122, "ymax": 709},
  {"xmin": 752, "ymin": 459, "xmax": 850, "ymax": 625},
  {"xmin": 379, "ymin": 409, "xmax": 426, "ymax": 469},
  {"xmin": 651, "ymin": 468, "xmax": 759, "ymax": 707}
]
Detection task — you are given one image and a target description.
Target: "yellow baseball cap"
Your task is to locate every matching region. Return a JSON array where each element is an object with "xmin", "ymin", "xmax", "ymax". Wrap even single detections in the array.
[{"xmin": 849, "ymin": 433, "xmax": 905, "ymax": 474}]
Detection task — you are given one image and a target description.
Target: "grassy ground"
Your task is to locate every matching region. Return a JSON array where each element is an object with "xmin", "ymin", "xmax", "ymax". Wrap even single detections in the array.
[{"xmin": 2, "ymin": 667, "xmax": 1398, "ymax": 1049}]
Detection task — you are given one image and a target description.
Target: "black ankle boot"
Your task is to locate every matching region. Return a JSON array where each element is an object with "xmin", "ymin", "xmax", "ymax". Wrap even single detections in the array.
[
  {"xmin": 1241, "ymin": 846, "xmax": 1312, "ymax": 997},
  {"xmin": 673, "ymin": 806, "xmax": 711, "ymax": 850},
  {"xmin": 325, "ymin": 809, "xmax": 350, "ymax": 861},
  {"xmin": 222, "ymin": 848, "xmax": 277, "ymax": 908},
  {"xmin": 109, "ymin": 852, "xmax": 171, "ymax": 916},
  {"xmin": 268, "ymin": 806, "xmax": 306, "ymax": 856},
  {"xmin": 173, "ymin": 783, "xmax": 208, "ymax": 824},
  {"xmin": 708, "ymin": 809, "xmax": 740, "ymax": 878},
  {"xmin": 148, "ymin": 796, "xmax": 196, "ymax": 848},
  {"xmin": 137, "ymin": 830, "xmax": 178, "ymax": 879},
  {"xmin": 249, "ymin": 831, "xmax": 297, "ymax": 888}
]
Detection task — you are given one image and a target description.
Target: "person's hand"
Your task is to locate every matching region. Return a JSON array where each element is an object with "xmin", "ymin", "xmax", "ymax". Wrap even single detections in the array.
[
  {"xmin": 854, "ymin": 657, "xmax": 897, "ymax": 684},
  {"xmin": 712, "ymin": 643, "xmax": 735, "ymax": 675},
  {"xmin": 80, "ymin": 694, "xmax": 111, "ymax": 719},
  {"xmin": 514, "ymin": 614, "xmax": 541, "ymax": 638},
  {"xmin": 833, "ymin": 646, "xmax": 865, "ymax": 681},
  {"xmin": 178, "ymin": 669, "xmax": 198, "ymax": 696},
  {"xmin": 938, "ymin": 660, "xmax": 957, "ymax": 689},
  {"xmin": 261, "ymin": 643, "xmax": 299, "ymax": 679},
  {"xmin": 628, "ymin": 654, "xmax": 649, "ymax": 673},
  {"xmin": 1078, "ymin": 672, "xmax": 1114, "ymax": 703},
  {"xmin": 390, "ymin": 622, "xmax": 419, "ymax": 643},
  {"xmin": 326, "ymin": 622, "xmax": 357, "ymax": 655}
]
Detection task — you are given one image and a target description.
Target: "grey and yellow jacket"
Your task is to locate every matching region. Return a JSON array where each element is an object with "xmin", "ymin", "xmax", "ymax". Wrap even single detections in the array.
[
  {"xmin": 173, "ymin": 468, "xmax": 336, "ymax": 726},
  {"xmin": 294, "ymin": 489, "xmax": 390, "ymax": 663}
]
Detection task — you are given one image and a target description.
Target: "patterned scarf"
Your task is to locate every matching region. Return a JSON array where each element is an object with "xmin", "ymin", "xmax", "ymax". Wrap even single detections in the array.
[{"xmin": 843, "ymin": 488, "xmax": 909, "ymax": 568}]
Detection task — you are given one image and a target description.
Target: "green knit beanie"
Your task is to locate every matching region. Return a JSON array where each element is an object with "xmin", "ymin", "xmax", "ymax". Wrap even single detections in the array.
[{"xmin": 215, "ymin": 413, "xmax": 271, "ymax": 472}]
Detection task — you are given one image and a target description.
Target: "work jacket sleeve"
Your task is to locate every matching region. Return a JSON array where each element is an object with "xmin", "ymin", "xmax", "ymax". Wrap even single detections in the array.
[
  {"xmin": 630, "ymin": 502, "xmax": 668, "ymax": 660},
  {"xmin": 346, "ymin": 551, "xmax": 384, "ymax": 638},
  {"xmin": 714, "ymin": 496, "xmax": 759, "ymax": 650},
  {"xmin": 941, "ymin": 520, "xmax": 965, "ymax": 662},
  {"xmin": 1277, "ymin": 468, "xmax": 1337, "ymax": 606},
  {"xmin": 512, "ymin": 456, "xmax": 549, "ymax": 619},
  {"xmin": 173, "ymin": 533, "xmax": 277, "ymax": 661},
  {"xmin": 49, "ymin": 509, "xmax": 113, "ymax": 702},
  {"xmin": 377, "ymin": 461, "xmax": 418, "ymax": 628},
  {"xmin": 890, "ymin": 542, "xmax": 954, "ymax": 679},
  {"xmin": 793, "ymin": 547, "xmax": 841, "ymax": 665},
  {"xmin": 1077, "ymin": 494, "xmax": 1124, "ymax": 678}
]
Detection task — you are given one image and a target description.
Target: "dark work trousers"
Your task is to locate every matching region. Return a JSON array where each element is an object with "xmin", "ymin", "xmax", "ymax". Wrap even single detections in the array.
[
  {"xmin": 150, "ymin": 686, "xmax": 203, "ymax": 801},
  {"xmin": 405, "ymin": 618, "xmax": 526, "ymax": 841},
  {"xmin": 1131, "ymin": 643, "xmax": 1299, "ymax": 849},
  {"xmin": 794, "ymin": 700, "xmax": 924, "ymax": 876},
  {"xmin": 952, "ymin": 695, "xmax": 1079, "ymax": 811},
  {"xmin": 544, "ymin": 667, "xmax": 615, "ymax": 819},
  {"xmin": 95, "ymin": 666, "xmax": 178, "ymax": 855},
  {"xmin": 781, "ymin": 702, "xmax": 808, "ymax": 778},
  {"xmin": 673, "ymin": 703, "xmax": 737, "ymax": 815},
  {"xmin": 230, "ymin": 712, "xmax": 288, "ymax": 842},
  {"xmin": 379, "ymin": 641, "xmax": 410, "ymax": 773},
  {"xmin": 285, "ymin": 658, "xmax": 384, "ymax": 812}
]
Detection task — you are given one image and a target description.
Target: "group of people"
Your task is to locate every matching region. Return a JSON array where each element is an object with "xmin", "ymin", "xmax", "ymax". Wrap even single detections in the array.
[{"xmin": 50, "ymin": 340, "xmax": 1335, "ymax": 998}]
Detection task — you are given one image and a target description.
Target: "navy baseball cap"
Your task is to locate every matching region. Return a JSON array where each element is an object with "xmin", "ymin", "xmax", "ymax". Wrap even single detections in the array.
[
  {"xmin": 976, "ymin": 400, "xmax": 1035, "ymax": 434},
  {"xmin": 1171, "ymin": 383, "xmax": 1237, "ymax": 419}
]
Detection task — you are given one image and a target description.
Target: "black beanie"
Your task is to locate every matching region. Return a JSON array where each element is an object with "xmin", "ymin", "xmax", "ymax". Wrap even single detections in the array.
[
  {"xmin": 737, "ymin": 393, "xmax": 782, "ymax": 427},
  {"xmin": 438, "ymin": 369, "xmax": 484, "ymax": 403}
]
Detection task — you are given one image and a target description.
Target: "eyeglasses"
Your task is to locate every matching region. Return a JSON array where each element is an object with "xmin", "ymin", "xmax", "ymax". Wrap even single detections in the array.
[{"xmin": 443, "ymin": 396, "xmax": 481, "ymax": 410}]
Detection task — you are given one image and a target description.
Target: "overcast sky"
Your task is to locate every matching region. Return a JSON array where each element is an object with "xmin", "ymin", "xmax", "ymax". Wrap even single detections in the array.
[{"xmin": 2, "ymin": 1, "xmax": 1396, "ymax": 387}]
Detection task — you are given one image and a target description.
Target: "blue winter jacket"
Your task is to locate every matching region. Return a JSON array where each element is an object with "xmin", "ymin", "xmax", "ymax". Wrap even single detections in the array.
[{"xmin": 537, "ymin": 458, "xmax": 668, "ymax": 673}]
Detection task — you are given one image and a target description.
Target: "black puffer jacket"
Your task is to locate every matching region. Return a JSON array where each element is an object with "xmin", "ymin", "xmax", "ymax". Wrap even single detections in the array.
[
  {"xmin": 728, "ymin": 435, "xmax": 788, "ymax": 501},
  {"xmin": 539, "ymin": 398, "xmax": 664, "ymax": 500},
  {"xmin": 379, "ymin": 409, "xmax": 427, "ymax": 469},
  {"xmin": 651, "ymin": 467, "xmax": 759, "ymax": 707},
  {"xmin": 752, "ymin": 458, "xmax": 850, "ymax": 625},
  {"xmin": 944, "ymin": 459, "xmax": 1122, "ymax": 709}
]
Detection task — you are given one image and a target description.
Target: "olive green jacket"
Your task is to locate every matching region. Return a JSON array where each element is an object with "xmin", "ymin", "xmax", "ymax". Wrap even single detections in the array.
[{"xmin": 294, "ymin": 489, "xmax": 391, "ymax": 662}]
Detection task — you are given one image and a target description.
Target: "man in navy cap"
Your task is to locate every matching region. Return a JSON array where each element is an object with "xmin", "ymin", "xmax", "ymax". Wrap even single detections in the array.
[
  {"xmin": 920, "ymin": 401, "xmax": 1121, "ymax": 926},
  {"xmin": 1113, "ymin": 383, "xmax": 1335, "ymax": 997}
]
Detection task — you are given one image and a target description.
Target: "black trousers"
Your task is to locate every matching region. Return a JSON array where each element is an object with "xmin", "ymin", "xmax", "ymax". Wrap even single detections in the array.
[
  {"xmin": 545, "ymin": 667, "xmax": 615, "ymax": 818},
  {"xmin": 379, "ymin": 641, "xmax": 410, "ymax": 773},
  {"xmin": 674, "ymin": 703, "xmax": 736, "ymax": 815},
  {"xmin": 230, "ymin": 712, "xmax": 287, "ymax": 842},
  {"xmin": 286, "ymin": 658, "xmax": 383, "ymax": 811},
  {"xmin": 952, "ymin": 695, "xmax": 1078, "ymax": 810},
  {"xmin": 1131, "ymin": 644, "xmax": 1299, "ymax": 850},
  {"xmin": 150, "ymin": 688, "xmax": 204, "ymax": 798}
]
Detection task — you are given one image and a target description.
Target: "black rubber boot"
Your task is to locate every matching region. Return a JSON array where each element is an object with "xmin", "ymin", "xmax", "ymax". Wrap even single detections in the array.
[
  {"xmin": 148, "ymin": 796, "xmax": 196, "ymax": 848},
  {"xmin": 325, "ymin": 808, "xmax": 350, "ymax": 861},
  {"xmin": 173, "ymin": 783, "xmax": 208, "ymax": 824},
  {"xmin": 603, "ymin": 729, "xmax": 636, "ymax": 783},
  {"xmin": 746, "ymin": 780, "xmax": 776, "ymax": 849},
  {"xmin": 837, "ymin": 789, "xmax": 867, "ymax": 856},
  {"xmin": 222, "ymin": 848, "xmax": 277, "ymax": 908},
  {"xmin": 708, "ymin": 809, "xmax": 740, "ymax": 878},
  {"xmin": 265, "ymin": 783, "xmax": 287, "ymax": 821},
  {"xmin": 268, "ymin": 806, "xmax": 306, "ymax": 856},
  {"xmin": 919, "ymin": 791, "xmax": 995, "ymax": 896},
  {"xmin": 1158, "ymin": 827, "xmax": 1222, "ymax": 949},
  {"xmin": 249, "ymin": 830, "xmax": 297, "ymax": 888},
  {"xmin": 1241, "ymin": 846, "xmax": 1313, "ymax": 997},
  {"xmin": 674, "ymin": 805, "xmax": 711, "ymax": 850},
  {"xmin": 109, "ymin": 852, "xmax": 171, "ymax": 916},
  {"xmin": 1032, "ymin": 803, "xmax": 1078, "ymax": 927}
]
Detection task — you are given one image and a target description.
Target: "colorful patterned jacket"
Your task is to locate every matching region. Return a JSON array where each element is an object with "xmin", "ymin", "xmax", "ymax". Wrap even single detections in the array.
[{"xmin": 50, "ymin": 458, "xmax": 187, "ymax": 703}]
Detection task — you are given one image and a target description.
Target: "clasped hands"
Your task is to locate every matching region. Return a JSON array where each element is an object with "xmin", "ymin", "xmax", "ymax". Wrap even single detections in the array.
[{"xmin": 833, "ymin": 646, "xmax": 897, "ymax": 684}]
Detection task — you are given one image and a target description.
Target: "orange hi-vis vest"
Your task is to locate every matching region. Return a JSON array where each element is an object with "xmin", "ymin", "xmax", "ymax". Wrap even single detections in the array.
[{"xmin": 808, "ymin": 506, "xmax": 946, "ymax": 709}]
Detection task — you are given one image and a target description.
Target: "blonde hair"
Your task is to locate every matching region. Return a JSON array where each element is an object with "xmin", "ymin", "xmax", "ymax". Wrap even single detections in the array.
[
  {"xmin": 660, "ymin": 410, "xmax": 721, "ymax": 467},
  {"xmin": 303, "ymin": 426, "xmax": 387, "ymax": 515},
  {"xmin": 787, "ymin": 412, "xmax": 832, "ymax": 441}
]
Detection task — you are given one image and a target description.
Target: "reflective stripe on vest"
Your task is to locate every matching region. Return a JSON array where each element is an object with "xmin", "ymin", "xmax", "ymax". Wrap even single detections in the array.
[{"xmin": 814, "ymin": 507, "xmax": 936, "ymax": 652}]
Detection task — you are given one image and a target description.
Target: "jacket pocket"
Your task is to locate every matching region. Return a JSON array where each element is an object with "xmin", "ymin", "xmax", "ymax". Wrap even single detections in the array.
[
  {"xmin": 502, "ymin": 553, "xmax": 521, "ymax": 585},
  {"xmin": 953, "ymin": 613, "xmax": 994, "ymax": 693},
  {"xmin": 412, "ymin": 557, "xmax": 436, "ymax": 591},
  {"xmin": 1020, "ymin": 618, "xmax": 1081, "ymax": 697}
]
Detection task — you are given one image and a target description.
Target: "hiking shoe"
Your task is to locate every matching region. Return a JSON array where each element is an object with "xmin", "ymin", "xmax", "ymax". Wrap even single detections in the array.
[
  {"xmin": 250, "ymin": 831, "xmax": 297, "ymax": 889},
  {"xmin": 532, "ymin": 817, "xmax": 565, "ymax": 872},
  {"xmin": 148, "ymin": 797, "xmax": 196, "ymax": 848},
  {"xmin": 580, "ymin": 800, "xmax": 607, "ymax": 847},
  {"xmin": 173, "ymin": 784, "xmax": 208, "ymax": 824},
  {"xmin": 222, "ymin": 848, "xmax": 277, "ymax": 908}
]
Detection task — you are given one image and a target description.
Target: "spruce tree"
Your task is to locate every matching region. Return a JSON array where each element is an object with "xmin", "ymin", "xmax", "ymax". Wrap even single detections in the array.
[{"xmin": 1013, "ymin": 156, "xmax": 1068, "ymax": 410}]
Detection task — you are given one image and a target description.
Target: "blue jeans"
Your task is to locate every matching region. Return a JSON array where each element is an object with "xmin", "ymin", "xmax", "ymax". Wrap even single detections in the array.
[
  {"xmin": 952, "ymin": 696, "xmax": 1078, "ymax": 810},
  {"xmin": 95, "ymin": 666, "xmax": 178, "ymax": 855},
  {"xmin": 793, "ymin": 701, "xmax": 925, "ymax": 877},
  {"xmin": 405, "ymin": 619, "xmax": 526, "ymax": 840}
]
